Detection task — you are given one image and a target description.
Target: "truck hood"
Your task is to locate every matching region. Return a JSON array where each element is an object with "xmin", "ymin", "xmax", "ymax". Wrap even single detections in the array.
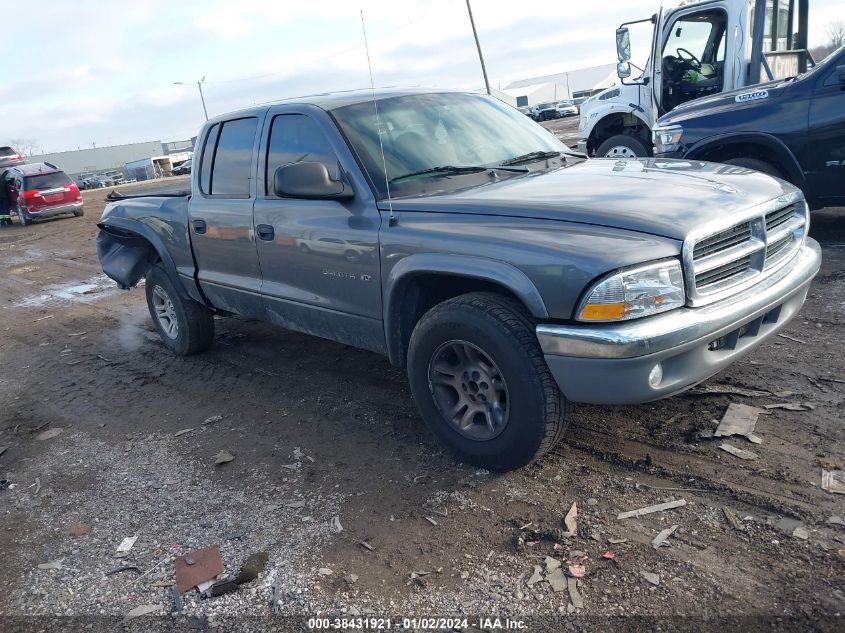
[
  {"xmin": 658, "ymin": 79, "xmax": 791, "ymax": 125},
  {"xmin": 384, "ymin": 158, "xmax": 798, "ymax": 241}
]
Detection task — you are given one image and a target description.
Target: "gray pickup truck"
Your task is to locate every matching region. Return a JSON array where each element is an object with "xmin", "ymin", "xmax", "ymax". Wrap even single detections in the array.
[{"xmin": 97, "ymin": 90, "xmax": 821, "ymax": 471}]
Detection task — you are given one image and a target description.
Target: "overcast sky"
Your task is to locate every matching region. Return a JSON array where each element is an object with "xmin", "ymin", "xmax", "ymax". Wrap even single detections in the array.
[{"xmin": 3, "ymin": 0, "xmax": 841, "ymax": 153}]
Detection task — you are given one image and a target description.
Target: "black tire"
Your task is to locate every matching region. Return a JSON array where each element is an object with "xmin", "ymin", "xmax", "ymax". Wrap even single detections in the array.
[
  {"xmin": 407, "ymin": 292, "xmax": 568, "ymax": 471},
  {"xmin": 16, "ymin": 207, "xmax": 31, "ymax": 226},
  {"xmin": 73, "ymin": 208, "xmax": 84, "ymax": 217},
  {"xmin": 596, "ymin": 134, "xmax": 649, "ymax": 158},
  {"xmin": 723, "ymin": 157, "xmax": 783, "ymax": 179},
  {"xmin": 145, "ymin": 264, "xmax": 214, "ymax": 356}
]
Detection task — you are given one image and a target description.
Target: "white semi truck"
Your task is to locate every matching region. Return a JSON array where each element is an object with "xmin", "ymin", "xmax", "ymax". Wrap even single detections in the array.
[{"xmin": 576, "ymin": 0, "xmax": 812, "ymax": 157}]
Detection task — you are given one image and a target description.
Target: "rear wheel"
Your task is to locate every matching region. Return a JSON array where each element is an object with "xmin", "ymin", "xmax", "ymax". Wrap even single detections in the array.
[
  {"xmin": 145, "ymin": 264, "xmax": 214, "ymax": 356},
  {"xmin": 723, "ymin": 157, "xmax": 783, "ymax": 179},
  {"xmin": 596, "ymin": 134, "xmax": 649, "ymax": 158},
  {"xmin": 407, "ymin": 292, "xmax": 567, "ymax": 471},
  {"xmin": 15, "ymin": 207, "xmax": 31, "ymax": 226},
  {"xmin": 73, "ymin": 208, "xmax": 84, "ymax": 217}
]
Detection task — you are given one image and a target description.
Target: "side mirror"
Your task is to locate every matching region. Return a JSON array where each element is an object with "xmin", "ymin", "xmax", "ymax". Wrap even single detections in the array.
[
  {"xmin": 273, "ymin": 162, "xmax": 353, "ymax": 200},
  {"xmin": 616, "ymin": 27, "xmax": 631, "ymax": 62},
  {"xmin": 617, "ymin": 61, "xmax": 632, "ymax": 79}
]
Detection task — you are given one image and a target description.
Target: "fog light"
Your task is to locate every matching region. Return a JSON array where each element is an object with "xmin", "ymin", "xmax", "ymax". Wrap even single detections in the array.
[{"xmin": 648, "ymin": 363, "xmax": 663, "ymax": 388}]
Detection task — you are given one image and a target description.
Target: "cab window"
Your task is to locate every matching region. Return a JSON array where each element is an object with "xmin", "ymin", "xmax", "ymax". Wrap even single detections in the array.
[{"xmin": 265, "ymin": 114, "xmax": 339, "ymax": 196}]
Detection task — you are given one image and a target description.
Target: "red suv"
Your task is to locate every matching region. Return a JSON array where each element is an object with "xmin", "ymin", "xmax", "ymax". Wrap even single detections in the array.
[{"xmin": 3, "ymin": 163, "xmax": 84, "ymax": 225}]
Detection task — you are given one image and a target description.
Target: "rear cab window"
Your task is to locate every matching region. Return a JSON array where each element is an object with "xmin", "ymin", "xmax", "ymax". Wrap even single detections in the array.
[
  {"xmin": 199, "ymin": 117, "xmax": 258, "ymax": 197},
  {"xmin": 24, "ymin": 171, "xmax": 71, "ymax": 190}
]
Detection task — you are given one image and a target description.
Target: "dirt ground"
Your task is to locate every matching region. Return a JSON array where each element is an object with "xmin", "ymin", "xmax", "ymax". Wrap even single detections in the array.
[{"xmin": 0, "ymin": 178, "xmax": 843, "ymax": 631}]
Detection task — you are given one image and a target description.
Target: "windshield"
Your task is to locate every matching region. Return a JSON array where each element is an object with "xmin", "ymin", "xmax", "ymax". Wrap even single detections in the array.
[{"xmin": 333, "ymin": 92, "xmax": 567, "ymax": 198}]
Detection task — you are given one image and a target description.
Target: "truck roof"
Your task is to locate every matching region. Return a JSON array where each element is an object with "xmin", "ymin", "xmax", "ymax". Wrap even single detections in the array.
[{"xmin": 207, "ymin": 88, "xmax": 477, "ymax": 122}]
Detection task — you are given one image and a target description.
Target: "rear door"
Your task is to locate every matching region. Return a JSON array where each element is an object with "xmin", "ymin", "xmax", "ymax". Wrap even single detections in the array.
[
  {"xmin": 188, "ymin": 114, "xmax": 265, "ymax": 317},
  {"xmin": 252, "ymin": 106, "xmax": 384, "ymax": 353},
  {"xmin": 806, "ymin": 57, "xmax": 845, "ymax": 204}
]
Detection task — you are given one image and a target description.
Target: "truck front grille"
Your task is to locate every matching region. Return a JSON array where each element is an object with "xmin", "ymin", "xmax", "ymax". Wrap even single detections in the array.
[{"xmin": 683, "ymin": 194, "xmax": 807, "ymax": 306}]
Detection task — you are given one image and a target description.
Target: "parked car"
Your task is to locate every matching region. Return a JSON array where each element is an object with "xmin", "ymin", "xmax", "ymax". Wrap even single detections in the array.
[
  {"xmin": 172, "ymin": 158, "xmax": 193, "ymax": 175},
  {"xmin": 76, "ymin": 173, "xmax": 97, "ymax": 190},
  {"xmin": 3, "ymin": 162, "xmax": 84, "ymax": 225},
  {"xmin": 104, "ymin": 170, "xmax": 126, "ymax": 185},
  {"xmin": 532, "ymin": 102, "xmax": 560, "ymax": 121},
  {"xmin": 556, "ymin": 100, "xmax": 579, "ymax": 117},
  {"xmin": 96, "ymin": 90, "xmax": 820, "ymax": 471},
  {"xmin": 0, "ymin": 146, "xmax": 25, "ymax": 170},
  {"xmin": 652, "ymin": 45, "xmax": 845, "ymax": 210}
]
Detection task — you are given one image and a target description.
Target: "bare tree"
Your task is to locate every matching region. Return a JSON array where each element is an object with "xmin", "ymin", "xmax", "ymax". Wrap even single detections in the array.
[
  {"xmin": 826, "ymin": 21, "xmax": 845, "ymax": 49},
  {"xmin": 7, "ymin": 138, "xmax": 42, "ymax": 157}
]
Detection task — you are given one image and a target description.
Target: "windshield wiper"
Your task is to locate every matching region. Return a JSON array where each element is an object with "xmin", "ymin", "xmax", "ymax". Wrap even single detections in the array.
[
  {"xmin": 499, "ymin": 150, "xmax": 562, "ymax": 166},
  {"xmin": 389, "ymin": 165, "xmax": 487, "ymax": 183}
]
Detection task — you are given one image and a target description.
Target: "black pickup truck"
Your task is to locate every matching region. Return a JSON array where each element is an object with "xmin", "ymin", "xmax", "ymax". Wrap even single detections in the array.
[
  {"xmin": 652, "ymin": 45, "xmax": 845, "ymax": 209},
  {"xmin": 97, "ymin": 89, "xmax": 821, "ymax": 470}
]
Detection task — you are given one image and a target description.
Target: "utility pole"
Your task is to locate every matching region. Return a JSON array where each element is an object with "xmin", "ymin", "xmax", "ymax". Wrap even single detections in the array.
[
  {"xmin": 175, "ymin": 77, "xmax": 209, "ymax": 121},
  {"xmin": 465, "ymin": 0, "xmax": 491, "ymax": 95}
]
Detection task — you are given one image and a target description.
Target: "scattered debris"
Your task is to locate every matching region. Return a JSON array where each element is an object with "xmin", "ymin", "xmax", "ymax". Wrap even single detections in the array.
[
  {"xmin": 567, "ymin": 577, "xmax": 583, "ymax": 609},
  {"xmin": 568, "ymin": 564, "xmax": 586, "ymax": 578},
  {"xmin": 34, "ymin": 314, "xmax": 55, "ymax": 322},
  {"xmin": 171, "ymin": 586, "xmax": 184, "ymax": 613},
  {"xmin": 197, "ymin": 580, "xmax": 215, "ymax": 594},
  {"xmin": 0, "ymin": 446, "xmax": 7, "ymax": 458},
  {"xmin": 617, "ymin": 499, "xmax": 686, "ymax": 520},
  {"xmin": 330, "ymin": 516, "xmax": 344, "ymax": 533},
  {"xmin": 285, "ymin": 500, "xmax": 306, "ymax": 509},
  {"xmin": 68, "ymin": 331, "xmax": 88, "ymax": 337},
  {"xmin": 601, "ymin": 551, "xmax": 615, "ymax": 560},
  {"xmin": 203, "ymin": 415, "xmax": 223, "ymax": 425},
  {"xmin": 213, "ymin": 450, "xmax": 235, "ymax": 466},
  {"xmin": 174, "ymin": 428, "xmax": 194, "ymax": 437},
  {"xmin": 723, "ymin": 508, "xmax": 743, "ymax": 530},
  {"xmin": 105, "ymin": 565, "xmax": 141, "ymax": 577},
  {"xmin": 31, "ymin": 478, "xmax": 41, "ymax": 495},
  {"xmin": 68, "ymin": 522, "xmax": 91, "ymax": 537},
  {"xmin": 115, "ymin": 535, "xmax": 138, "ymax": 557},
  {"xmin": 175, "ymin": 546, "xmax": 224, "ymax": 593},
  {"xmin": 652, "ymin": 524, "xmax": 678, "ymax": 549},
  {"xmin": 641, "ymin": 571, "xmax": 661, "ymax": 586},
  {"xmin": 586, "ymin": 498, "xmax": 598, "ymax": 506},
  {"xmin": 37, "ymin": 560, "xmax": 63, "ymax": 570},
  {"xmin": 359, "ymin": 541, "xmax": 374, "ymax": 552},
  {"xmin": 777, "ymin": 333, "xmax": 806, "ymax": 344},
  {"xmin": 0, "ymin": 479, "xmax": 10, "ymax": 491},
  {"xmin": 125, "ymin": 604, "xmax": 163, "ymax": 619},
  {"xmin": 280, "ymin": 463, "xmax": 300, "ymax": 471},
  {"xmin": 526, "ymin": 565, "xmax": 543, "ymax": 587},
  {"xmin": 764, "ymin": 402, "xmax": 815, "ymax": 411},
  {"xmin": 690, "ymin": 384, "xmax": 771, "ymax": 397},
  {"xmin": 270, "ymin": 575, "xmax": 284, "ymax": 613},
  {"xmin": 821, "ymin": 470, "xmax": 845, "ymax": 495},
  {"xmin": 792, "ymin": 526, "xmax": 809, "ymax": 540},
  {"xmin": 608, "ymin": 537, "xmax": 628, "ymax": 544},
  {"xmin": 827, "ymin": 515, "xmax": 845, "ymax": 527},
  {"xmin": 563, "ymin": 502, "xmax": 578, "ymax": 536},
  {"xmin": 343, "ymin": 573, "xmax": 359, "ymax": 585},
  {"xmin": 544, "ymin": 556, "xmax": 561, "ymax": 572},
  {"xmin": 203, "ymin": 576, "xmax": 239, "ymax": 598},
  {"xmin": 236, "ymin": 551, "xmax": 269, "ymax": 585},
  {"xmin": 318, "ymin": 568, "xmax": 333, "ymax": 576},
  {"xmin": 424, "ymin": 516, "xmax": 438, "ymax": 526},
  {"xmin": 718, "ymin": 443, "xmax": 758, "ymax": 461},
  {"xmin": 818, "ymin": 376, "xmax": 845, "ymax": 385},
  {"xmin": 36, "ymin": 428, "xmax": 63, "ymax": 441},
  {"xmin": 546, "ymin": 568, "xmax": 567, "ymax": 592},
  {"xmin": 715, "ymin": 403, "xmax": 764, "ymax": 444}
]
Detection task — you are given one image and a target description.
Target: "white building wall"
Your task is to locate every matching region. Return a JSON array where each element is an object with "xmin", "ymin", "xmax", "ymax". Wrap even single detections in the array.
[{"xmin": 28, "ymin": 141, "xmax": 164, "ymax": 177}]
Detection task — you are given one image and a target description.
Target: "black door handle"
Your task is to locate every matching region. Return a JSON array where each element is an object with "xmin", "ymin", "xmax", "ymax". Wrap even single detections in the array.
[
  {"xmin": 192, "ymin": 219, "xmax": 207, "ymax": 234},
  {"xmin": 256, "ymin": 224, "xmax": 275, "ymax": 241}
]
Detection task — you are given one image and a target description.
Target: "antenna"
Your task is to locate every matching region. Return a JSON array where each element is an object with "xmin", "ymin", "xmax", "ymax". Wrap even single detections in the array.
[{"xmin": 360, "ymin": 10, "xmax": 396, "ymax": 227}]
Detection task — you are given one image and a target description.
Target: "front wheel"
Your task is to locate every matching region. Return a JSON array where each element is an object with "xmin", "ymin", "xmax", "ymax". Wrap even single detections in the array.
[
  {"xmin": 16, "ymin": 207, "xmax": 31, "ymax": 226},
  {"xmin": 407, "ymin": 293, "xmax": 567, "ymax": 471},
  {"xmin": 145, "ymin": 264, "xmax": 215, "ymax": 356},
  {"xmin": 596, "ymin": 134, "xmax": 649, "ymax": 158}
]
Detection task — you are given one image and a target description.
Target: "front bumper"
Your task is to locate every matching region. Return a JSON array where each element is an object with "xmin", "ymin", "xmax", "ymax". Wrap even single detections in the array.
[
  {"xmin": 20, "ymin": 201, "xmax": 83, "ymax": 219},
  {"xmin": 537, "ymin": 240, "xmax": 821, "ymax": 404}
]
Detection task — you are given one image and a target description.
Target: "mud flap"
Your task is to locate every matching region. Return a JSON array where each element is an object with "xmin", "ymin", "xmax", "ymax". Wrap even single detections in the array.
[{"xmin": 96, "ymin": 231, "xmax": 156, "ymax": 289}]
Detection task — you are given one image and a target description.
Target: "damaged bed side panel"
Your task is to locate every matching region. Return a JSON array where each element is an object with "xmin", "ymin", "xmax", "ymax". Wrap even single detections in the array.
[{"xmin": 96, "ymin": 195, "xmax": 204, "ymax": 303}]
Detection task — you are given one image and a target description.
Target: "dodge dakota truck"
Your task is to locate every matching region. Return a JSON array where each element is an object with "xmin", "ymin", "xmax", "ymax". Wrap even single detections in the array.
[{"xmin": 97, "ymin": 90, "xmax": 821, "ymax": 471}]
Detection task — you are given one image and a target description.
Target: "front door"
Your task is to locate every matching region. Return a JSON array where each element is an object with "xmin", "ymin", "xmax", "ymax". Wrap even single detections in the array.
[
  {"xmin": 252, "ymin": 108, "xmax": 384, "ymax": 353},
  {"xmin": 806, "ymin": 58, "xmax": 845, "ymax": 205},
  {"xmin": 189, "ymin": 115, "xmax": 264, "ymax": 317}
]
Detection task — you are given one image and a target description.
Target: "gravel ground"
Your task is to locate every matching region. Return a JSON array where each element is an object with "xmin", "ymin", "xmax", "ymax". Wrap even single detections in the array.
[{"xmin": 1, "ymin": 179, "xmax": 844, "ymax": 631}]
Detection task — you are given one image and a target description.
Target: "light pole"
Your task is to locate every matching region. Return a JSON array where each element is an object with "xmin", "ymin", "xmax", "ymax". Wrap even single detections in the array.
[
  {"xmin": 465, "ymin": 0, "xmax": 491, "ymax": 95},
  {"xmin": 174, "ymin": 77, "xmax": 208, "ymax": 121}
]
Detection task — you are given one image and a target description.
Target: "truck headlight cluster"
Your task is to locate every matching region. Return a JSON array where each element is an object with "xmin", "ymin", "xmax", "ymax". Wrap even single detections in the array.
[
  {"xmin": 577, "ymin": 260, "xmax": 685, "ymax": 322},
  {"xmin": 653, "ymin": 125, "xmax": 684, "ymax": 153}
]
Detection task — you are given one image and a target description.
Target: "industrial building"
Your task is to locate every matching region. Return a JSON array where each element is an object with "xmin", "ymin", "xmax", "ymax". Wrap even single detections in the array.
[
  {"xmin": 497, "ymin": 63, "xmax": 644, "ymax": 107},
  {"xmin": 28, "ymin": 140, "xmax": 193, "ymax": 178}
]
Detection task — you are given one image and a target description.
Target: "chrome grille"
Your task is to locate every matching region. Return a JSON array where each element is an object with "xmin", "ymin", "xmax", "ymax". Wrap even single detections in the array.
[{"xmin": 683, "ymin": 193, "xmax": 807, "ymax": 306}]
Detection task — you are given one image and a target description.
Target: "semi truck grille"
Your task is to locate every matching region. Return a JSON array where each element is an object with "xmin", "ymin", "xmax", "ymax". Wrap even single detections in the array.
[{"xmin": 683, "ymin": 194, "xmax": 807, "ymax": 306}]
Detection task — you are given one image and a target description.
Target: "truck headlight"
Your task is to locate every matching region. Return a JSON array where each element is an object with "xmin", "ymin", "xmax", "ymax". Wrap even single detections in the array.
[
  {"xmin": 577, "ymin": 260, "xmax": 685, "ymax": 322},
  {"xmin": 653, "ymin": 125, "xmax": 683, "ymax": 153}
]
